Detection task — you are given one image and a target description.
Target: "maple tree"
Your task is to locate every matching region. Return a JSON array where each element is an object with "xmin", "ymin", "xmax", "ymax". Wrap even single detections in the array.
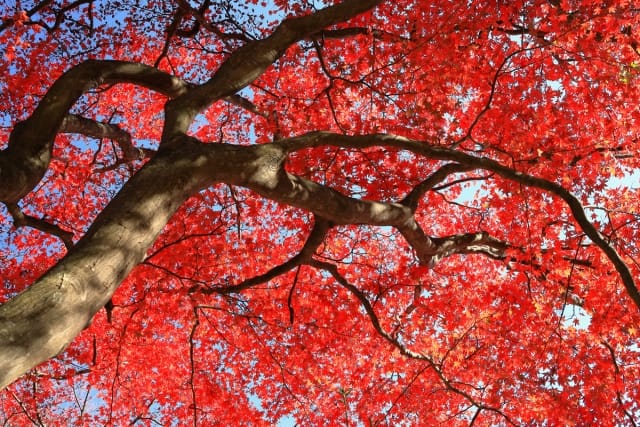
[{"xmin": 1, "ymin": 0, "xmax": 640, "ymax": 424}]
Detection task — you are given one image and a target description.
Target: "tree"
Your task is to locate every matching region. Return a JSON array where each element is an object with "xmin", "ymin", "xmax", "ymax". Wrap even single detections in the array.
[{"xmin": 1, "ymin": 0, "xmax": 639, "ymax": 424}]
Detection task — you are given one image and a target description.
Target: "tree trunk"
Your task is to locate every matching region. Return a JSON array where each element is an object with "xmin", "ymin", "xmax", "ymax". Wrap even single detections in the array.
[{"xmin": 0, "ymin": 140, "xmax": 210, "ymax": 388}]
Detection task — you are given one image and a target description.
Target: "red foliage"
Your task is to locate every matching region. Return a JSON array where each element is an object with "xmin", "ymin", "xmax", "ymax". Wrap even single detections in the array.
[{"xmin": 2, "ymin": 0, "xmax": 640, "ymax": 425}]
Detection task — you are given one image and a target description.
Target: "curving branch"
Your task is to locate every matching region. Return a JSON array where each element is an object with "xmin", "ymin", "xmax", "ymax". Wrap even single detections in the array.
[
  {"xmin": 0, "ymin": 1, "xmax": 52, "ymax": 33},
  {"xmin": 0, "ymin": 0, "xmax": 93, "ymax": 34},
  {"xmin": 5, "ymin": 203, "xmax": 74, "ymax": 250},
  {"xmin": 163, "ymin": 0, "xmax": 383, "ymax": 138},
  {"xmin": 208, "ymin": 143, "xmax": 507, "ymax": 266},
  {"xmin": 0, "ymin": 61, "xmax": 191, "ymax": 204},
  {"xmin": 189, "ymin": 217, "xmax": 332, "ymax": 295},
  {"xmin": 401, "ymin": 163, "xmax": 475, "ymax": 211},
  {"xmin": 154, "ymin": 4, "xmax": 188, "ymax": 67},
  {"xmin": 60, "ymin": 114, "xmax": 142, "ymax": 161},
  {"xmin": 173, "ymin": 0, "xmax": 251, "ymax": 42},
  {"xmin": 274, "ymin": 131, "xmax": 640, "ymax": 310},
  {"xmin": 601, "ymin": 340, "xmax": 638, "ymax": 427}
]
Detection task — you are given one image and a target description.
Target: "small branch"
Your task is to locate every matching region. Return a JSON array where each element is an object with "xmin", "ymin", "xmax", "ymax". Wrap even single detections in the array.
[
  {"xmin": 5, "ymin": 203, "xmax": 74, "ymax": 249},
  {"xmin": 309, "ymin": 259, "xmax": 424, "ymax": 357},
  {"xmin": 401, "ymin": 163, "xmax": 475, "ymax": 211},
  {"xmin": 309, "ymin": 259, "xmax": 517, "ymax": 426},
  {"xmin": 189, "ymin": 217, "xmax": 332, "ymax": 295},
  {"xmin": 602, "ymin": 340, "xmax": 638, "ymax": 427},
  {"xmin": 174, "ymin": 0, "xmax": 252, "ymax": 43},
  {"xmin": 493, "ymin": 24, "xmax": 549, "ymax": 41},
  {"xmin": 154, "ymin": 7, "xmax": 186, "ymax": 67},
  {"xmin": 0, "ymin": 0, "xmax": 53, "ymax": 33},
  {"xmin": 189, "ymin": 308, "xmax": 200, "ymax": 427},
  {"xmin": 0, "ymin": 0, "xmax": 95, "ymax": 34},
  {"xmin": 288, "ymin": 266, "xmax": 301, "ymax": 324},
  {"xmin": 224, "ymin": 94, "xmax": 269, "ymax": 118},
  {"xmin": 61, "ymin": 114, "xmax": 142, "ymax": 161},
  {"xmin": 432, "ymin": 174, "xmax": 493, "ymax": 192}
]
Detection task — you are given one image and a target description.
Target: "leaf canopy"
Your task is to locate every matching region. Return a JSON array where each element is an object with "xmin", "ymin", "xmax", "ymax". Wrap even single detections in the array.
[{"xmin": 1, "ymin": 0, "xmax": 640, "ymax": 425}]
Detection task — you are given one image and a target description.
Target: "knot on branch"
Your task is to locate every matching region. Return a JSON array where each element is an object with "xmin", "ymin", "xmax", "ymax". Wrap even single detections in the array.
[{"xmin": 265, "ymin": 152, "xmax": 285, "ymax": 171}]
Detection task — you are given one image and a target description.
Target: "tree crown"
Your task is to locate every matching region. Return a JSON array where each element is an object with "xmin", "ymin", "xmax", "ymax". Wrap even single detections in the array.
[{"xmin": 1, "ymin": 0, "xmax": 640, "ymax": 425}]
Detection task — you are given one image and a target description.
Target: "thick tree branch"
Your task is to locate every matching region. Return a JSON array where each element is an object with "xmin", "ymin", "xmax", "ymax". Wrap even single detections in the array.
[
  {"xmin": 193, "ymin": 143, "xmax": 507, "ymax": 266},
  {"xmin": 224, "ymin": 148, "xmax": 438, "ymax": 263},
  {"xmin": 163, "ymin": 0, "xmax": 383, "ymax": 138},
  {"xmin": 0, "ymin": 135, "xmax": 210, "ymax": 389},
  {"xmin": 276, "ymin": 132, "xmax": 640, "ymax": 310},
  {"xmin": 0, "ymin": 61, "xmax": 190, "ymax": 204},
  {"xmin": 430, "ymin": 231, "xmax": 509, "ymax": 263},
  {"xmin": 313, "ymin": 27, "xmax": 410, "ymax": 42},
  {"xmin": 215, "ymin": 145, "xmax": 505, "ymax": 265}
]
